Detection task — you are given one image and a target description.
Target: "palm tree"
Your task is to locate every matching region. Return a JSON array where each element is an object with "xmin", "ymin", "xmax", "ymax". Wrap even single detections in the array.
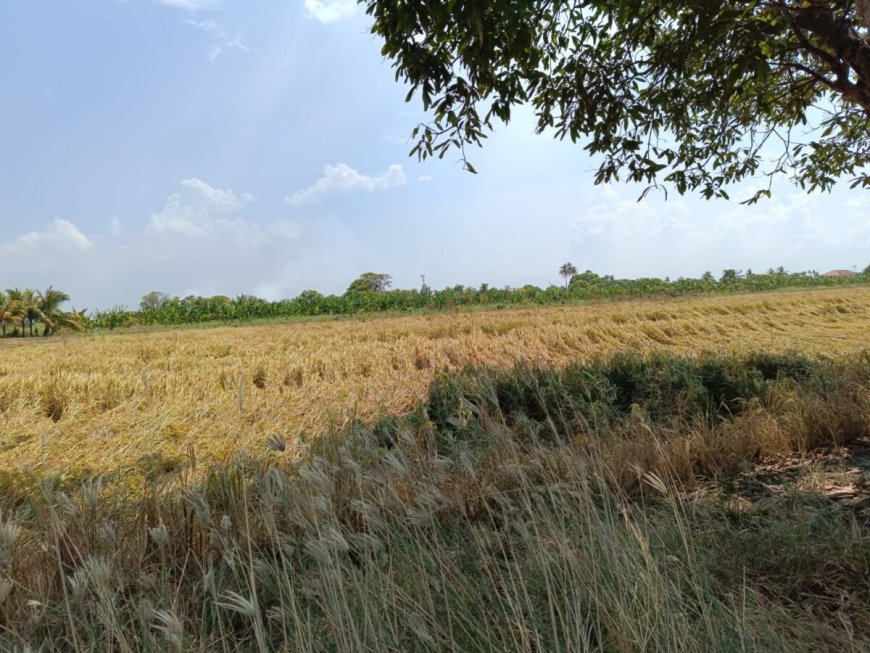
[
  {"xmin": 0, "ymin": 291, "xmax": 18, "ymax": 337},
  {"xmin": 9, "ymin": 288, "xmax": 45, "ymax": 336},
  {"xmin": 26, "ymin": 296, "xmax": 45, "ymax": 336},
  {"xmin": 38, "ymin": 287, "xmax": 83, "ymax": 336},
  {"xmin": 559, "ymin": 262, "xmax": 578, "ymax": 289},
  {"xmin": 5, "ymin": 288, "xmax": 31, "ymax": 336}
]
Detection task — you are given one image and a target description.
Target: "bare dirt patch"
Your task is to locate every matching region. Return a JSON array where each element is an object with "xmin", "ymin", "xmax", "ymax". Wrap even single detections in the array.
[{"xmin": 714, "ymin": 438, "xmax": 870, "ymax": 524}]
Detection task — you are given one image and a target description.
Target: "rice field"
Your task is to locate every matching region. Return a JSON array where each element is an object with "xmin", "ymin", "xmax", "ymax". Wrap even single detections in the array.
[{"xmin": 1, "ymin": 286, "xmax": 868, "ymax": 479}]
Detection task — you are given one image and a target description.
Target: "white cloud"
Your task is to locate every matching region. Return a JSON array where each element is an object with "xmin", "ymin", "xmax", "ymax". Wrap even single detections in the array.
[
  {"xmin": 0, "ymin": 219, "xmax": 93, "ymax": 255},
  {"xmin": 183, "ymin": 18, "xmax": 224, "ymax": 34},
  {"xmin": 568, "ymin": 183, "xmax": 870, "ymax": 279},
  {"xmin": 573, "ymin": 186, "xmax": 691, "ymax": 246},
  {"xmin": 800, "ymin": 193, "xmax": 870, "ymax": 249},
  {"xmin": 286, "ymin": 163, "xmax": 406, "ymax": 206},
  {"xmin": 180, "ymin": 15, "xmax": 251, "ymax": 63},
  {"xmin": 112, "ymin": 180, "xmax": 304, "ymax": 301},
  {"xmin": 182, "ymin": 178, "xmax": 253, "ymax": 210},
  {"xmin": 417, "ymin": 175, "xmax": 434, "ymax": 183},
  {"xmin": 210, "ymin": 34, "xmax": 251, "ymax": 63},
  {"xmin": 0, "ymin": 180, "xmax": 310, "ymax": 308},
  {"xmin": 845, "ymin": 194, "xmax": 869, "ymax": 216},
  {"xmin": 224, "ymin": 36, "xmax": 250, "ymax": 53},
  {"xmin": 156, "ymin": 0, "xmax": 221, "ymax": 11},
  {"xmin": 304, "ymin": 0, "xmax": 357, "ymax": 23},
  {"xmin": 147, "ymin": 178, "xmax": 255, "ymax": 237}
]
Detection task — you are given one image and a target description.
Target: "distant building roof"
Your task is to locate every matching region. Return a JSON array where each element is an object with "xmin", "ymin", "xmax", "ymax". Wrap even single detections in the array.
[{"xmin": 822, "ymin": 269, "xmax": 857, "ymax": 277}]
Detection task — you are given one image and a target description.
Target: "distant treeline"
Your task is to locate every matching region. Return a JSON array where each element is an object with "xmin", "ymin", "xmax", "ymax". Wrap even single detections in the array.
[
  {"xmin": 85, "ymin": 267, "xmax": 870, "ymax": 330},
  {"xmin": 0, "ymin": 287, "xmax": 83, "ymax": 337}
]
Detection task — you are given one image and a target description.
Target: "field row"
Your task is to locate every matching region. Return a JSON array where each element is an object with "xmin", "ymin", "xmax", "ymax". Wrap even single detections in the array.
[{"xmin": 0, "ymin": 287, "xmax": 868, "ymax": 476}]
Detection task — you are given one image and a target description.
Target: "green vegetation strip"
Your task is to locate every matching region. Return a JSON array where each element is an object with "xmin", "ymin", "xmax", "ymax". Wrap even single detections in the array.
[{"xmin": 88, "ymin": 269, "xmax": 869, "ymax": 330}]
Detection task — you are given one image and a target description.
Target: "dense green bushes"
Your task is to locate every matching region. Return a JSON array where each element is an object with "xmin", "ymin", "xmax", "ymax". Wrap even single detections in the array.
[{"xmin": 426, "ymin": 351, "xmax": 869, "ymax": 447}]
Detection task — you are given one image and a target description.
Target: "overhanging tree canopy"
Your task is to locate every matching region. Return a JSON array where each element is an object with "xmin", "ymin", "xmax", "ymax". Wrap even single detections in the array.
[{"xmin": 363, "ymin": 0, "xmax": 870, "ymax": 201}]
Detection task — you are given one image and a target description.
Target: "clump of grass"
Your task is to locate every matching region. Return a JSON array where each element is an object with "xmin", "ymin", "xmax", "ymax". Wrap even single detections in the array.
[
  {"xmin": 133, "ymin": 452, "xmax": 184, "ymax": 482},
  {"xmin": 412, "ymin": 346, "xmax": 431, "ymax": 370},
  {"xmin": 164, "ymin": 421, "xmax": 188, "ymax": 440},
  {"xmin": 283, "ymin": 367, "xmax": 304, "ymax": 387},
  {"xmin": 40, "ymin": 374, "xmax": 69, "ymax": 422},
  {"xmin": 0, "ymin": 386, "xmax": 15, "ymax": 413},
  {"xmin": 252, "ymin": 365, "xmax": 267, "ymax": 389}
]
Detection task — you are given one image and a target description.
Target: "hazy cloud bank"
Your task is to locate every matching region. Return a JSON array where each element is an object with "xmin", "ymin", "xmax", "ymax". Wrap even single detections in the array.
[{"xmin": 286, "ymin": 163, "xmax": 406, "ymax": 206}]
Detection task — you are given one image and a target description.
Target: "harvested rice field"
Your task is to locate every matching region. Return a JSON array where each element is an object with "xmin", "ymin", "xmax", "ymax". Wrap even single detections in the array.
[{"xmin": 1, "ymin": 287, "xmax": 868, "ymax": 478}]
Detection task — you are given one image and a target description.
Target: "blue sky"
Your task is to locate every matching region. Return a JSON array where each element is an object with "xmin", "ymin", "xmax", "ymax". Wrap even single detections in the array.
[{"xmin": 1, "ymin": 0, "xmax": 867, "ymax": 310}]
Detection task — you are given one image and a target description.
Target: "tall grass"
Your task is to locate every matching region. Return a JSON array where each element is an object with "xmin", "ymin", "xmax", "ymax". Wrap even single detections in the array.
[{"xmin": 0, "ymin": 351, "xmax": 867, "ymax": 651}]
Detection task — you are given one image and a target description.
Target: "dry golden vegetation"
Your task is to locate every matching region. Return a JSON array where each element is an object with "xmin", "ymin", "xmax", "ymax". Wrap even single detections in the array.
[
  {"xmin": 1, "ymin": 287, "xmax": 869, "ymax": 480},
  {"xmin": 0, "ymin": 287, "xmax": 869, "ymax": 650}
]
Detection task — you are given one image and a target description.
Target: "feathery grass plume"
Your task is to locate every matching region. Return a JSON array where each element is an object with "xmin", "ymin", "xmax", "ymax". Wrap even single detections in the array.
[
  {"xmin": 298, "ymin": 459, "xmax": 334, "ymax": 496},
  {"xmin": 98, "ymin": 520, "xmax": 116, "ymax": 546},
  {"xmin": 0, "ymin": 513, "xmax": 21, "ymax": 560},
  {"xmin": 265, "ymin": 433, "xmax": 286, "ymax": 452},
  {"xmin": 83, "ymin": 556, "xmax": 113, "ymax": 592},
  {"xmin": 148, "ymin": 521, "xmax": 169, "ymax": 548},
  {"xmin": 217, "ymin": 587, "xmax": 269, "ymax": 652},
  {"xmin": 65, "ymin": 568, "xmax": 89, "ymax": 603},
  {"xmin": 80, "ymin": 474, "xmax": 103, "ymax": 511},
  {"xmin": 182, "ymin": 488, "xmax": 210, "ymax": 524},
  {"xmin": 151, "ymin": 609, "xmax": 184, "ymax": 651}
]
